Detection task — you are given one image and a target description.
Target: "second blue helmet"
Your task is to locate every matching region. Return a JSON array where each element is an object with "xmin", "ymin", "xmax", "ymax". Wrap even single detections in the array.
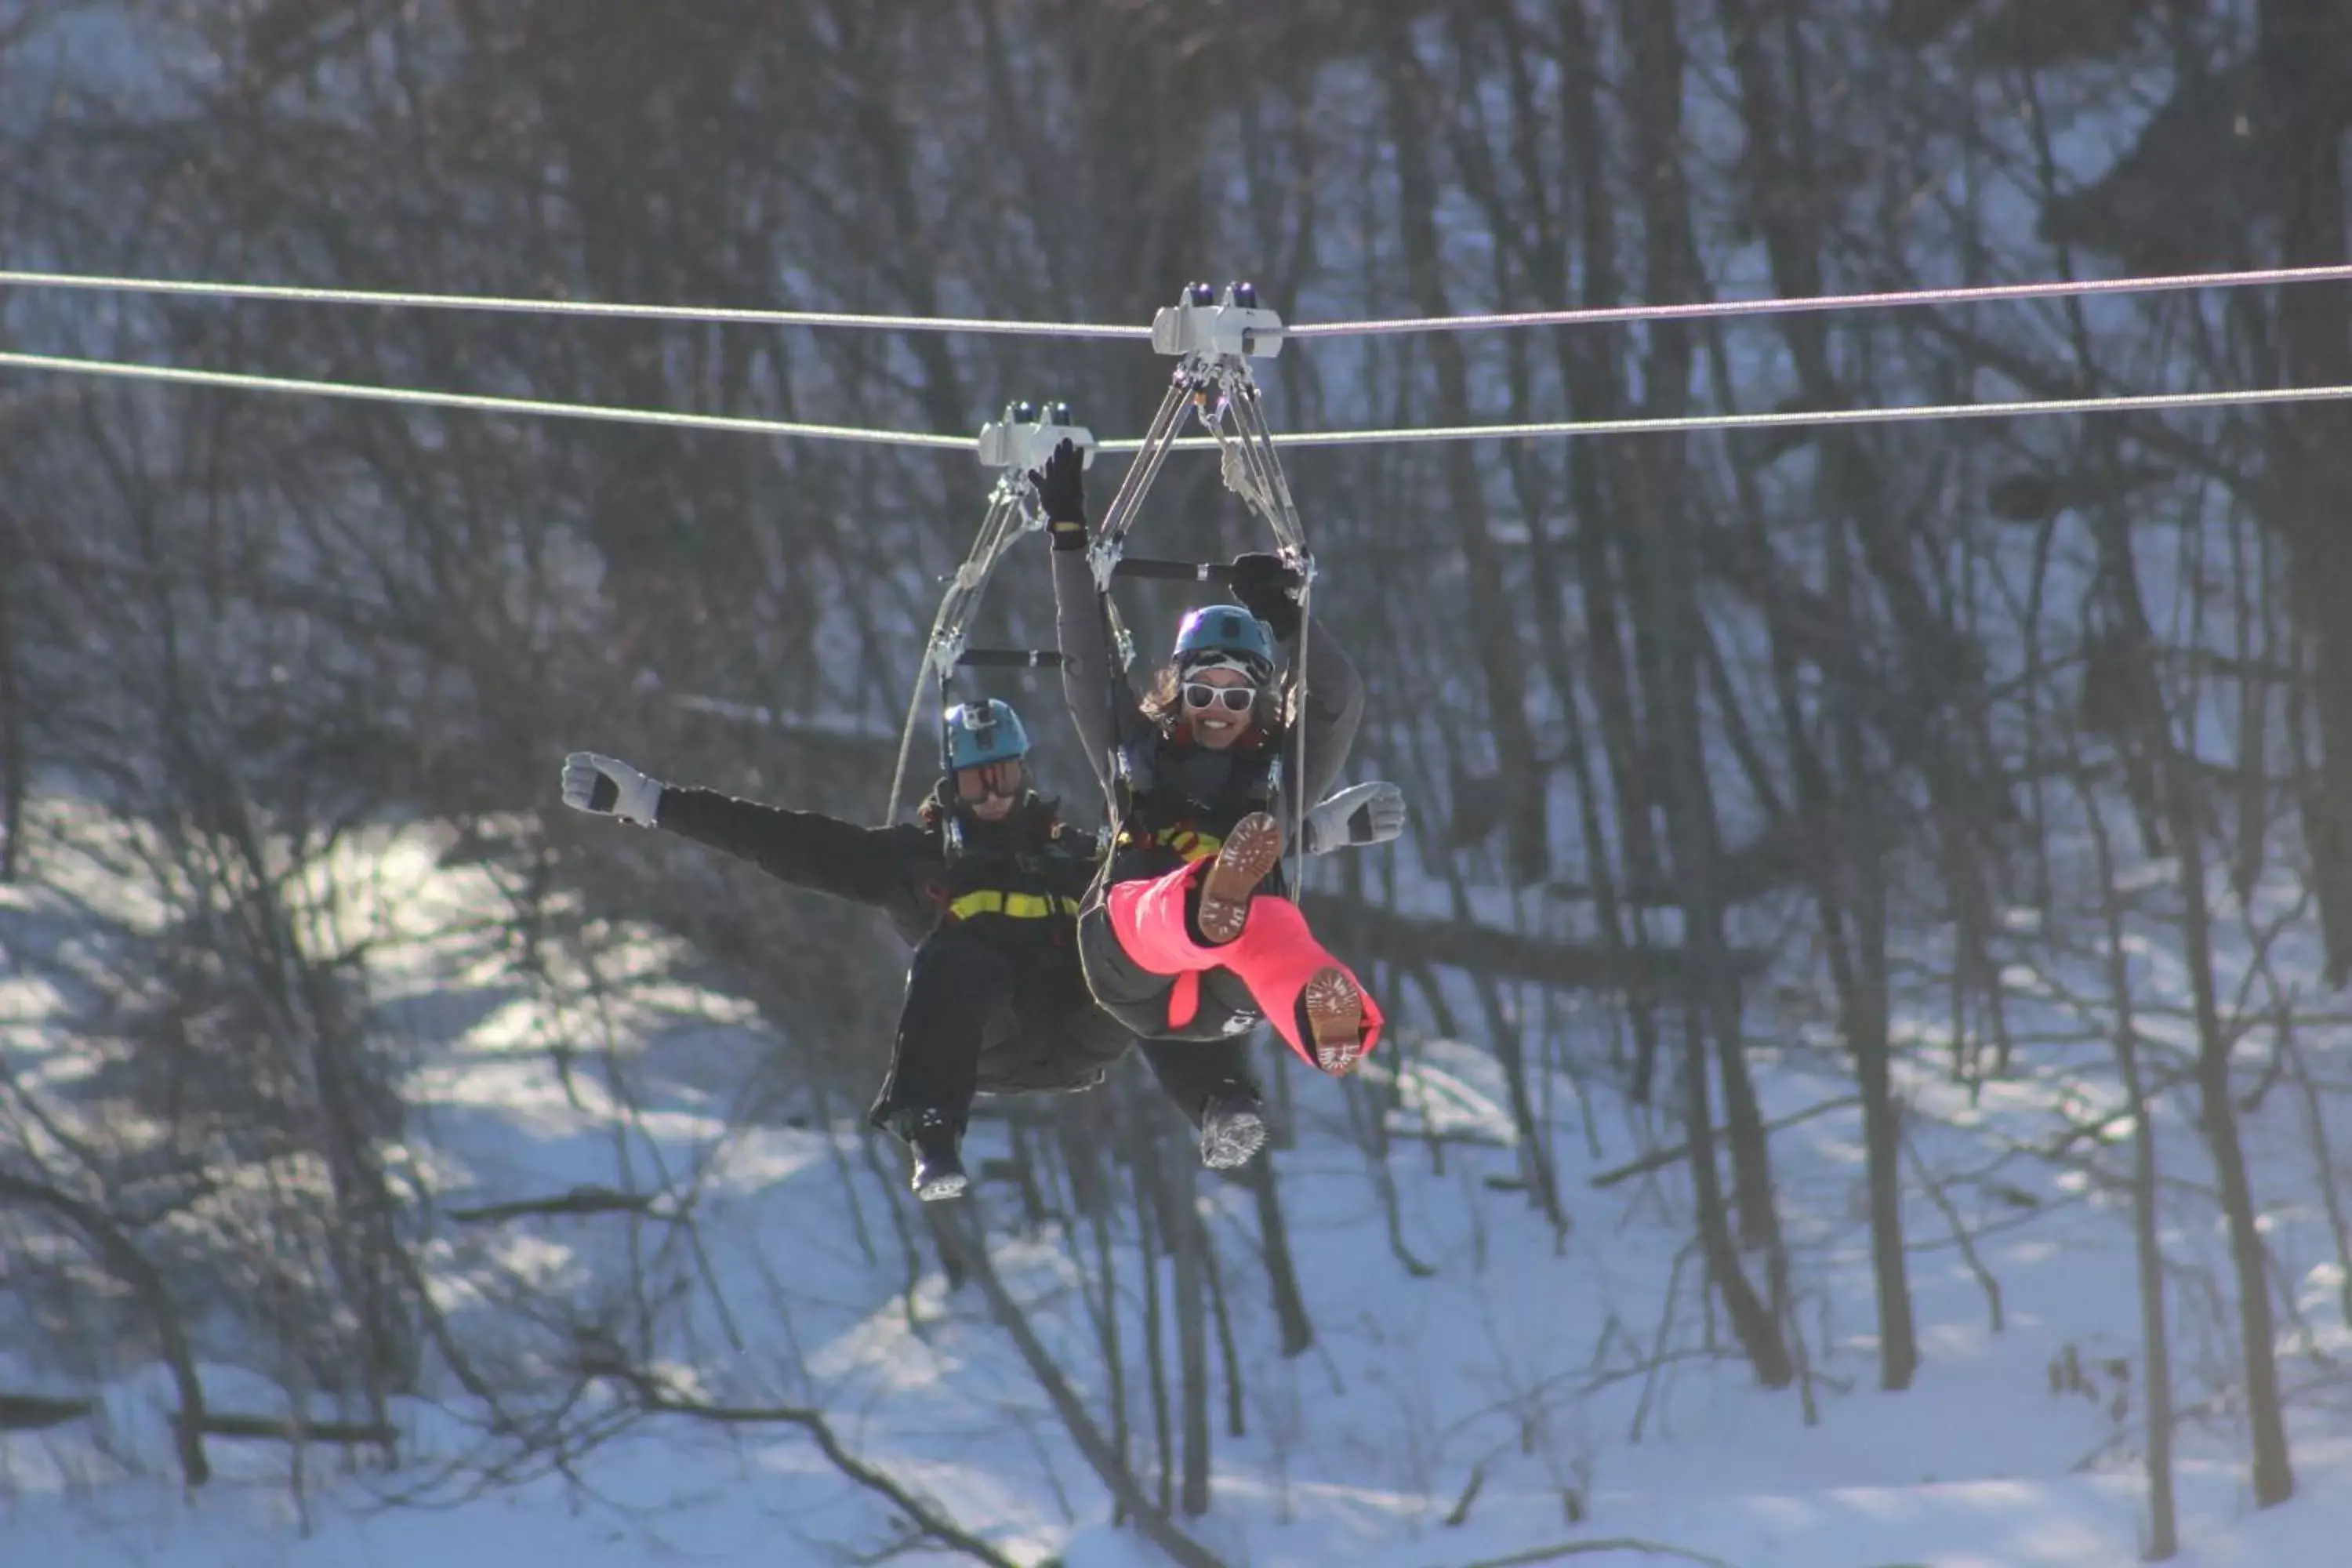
[{"xmin": 944, "ymin": 699, "xmax": 1031, "ymax": 771}]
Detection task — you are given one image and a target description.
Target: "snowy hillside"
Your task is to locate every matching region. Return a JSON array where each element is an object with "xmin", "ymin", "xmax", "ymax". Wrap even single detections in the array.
[{"xmin": 5, "ymin": 804, "xmax": 2352, "ymax": 1568}]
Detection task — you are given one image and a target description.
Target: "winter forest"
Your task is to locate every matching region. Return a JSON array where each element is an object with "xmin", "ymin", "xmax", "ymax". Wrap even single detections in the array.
[{"xmin": 9, "ymin": 1, "xmax": 2352, "ymax": 1564}]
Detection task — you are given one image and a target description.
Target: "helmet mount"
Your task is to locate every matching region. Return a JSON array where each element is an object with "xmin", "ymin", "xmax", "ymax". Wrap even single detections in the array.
[{"xmin": 943, "ymin": 699, "xmax": 1032, "ymax": 773}]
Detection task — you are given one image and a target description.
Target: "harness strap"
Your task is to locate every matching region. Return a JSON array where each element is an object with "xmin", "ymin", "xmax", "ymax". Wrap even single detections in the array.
[
  {"xmin": 946, "ymin": 889, "xmax": 1081, "ymax": 921},
  {"xmin": 1116, "ymin": 825, "xmax": 1225, "ymax": 864}
]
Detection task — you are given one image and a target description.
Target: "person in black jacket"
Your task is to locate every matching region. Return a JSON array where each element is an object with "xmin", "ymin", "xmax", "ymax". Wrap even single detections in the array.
[{"xmin": 561, "ymin": 699, "xmax": 1388, "ymax": 1200}]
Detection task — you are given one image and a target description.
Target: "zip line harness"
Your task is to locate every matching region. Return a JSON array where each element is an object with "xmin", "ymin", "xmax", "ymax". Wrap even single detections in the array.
[
  {"xmin": 886, "ymin": 281, "xmax": 1316, "ymax": 891},
  {"xmin": 1093, "ymin": 282, "xmax": 1314, "ymax": 892},
  {"xmin": 883, "ymin": 398, "xmax": 1090, "ymax": 832}
]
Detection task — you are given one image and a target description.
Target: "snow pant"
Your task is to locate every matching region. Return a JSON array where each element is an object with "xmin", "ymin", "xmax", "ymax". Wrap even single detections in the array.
[
  {"xmin": 868, "ymin": 923, "xmax": 1261, "ymax": 1136},
  {"xmin": 869, "ymin": 925, "xmax": 1010, "ymax": 1136},
  {"xmin": 1136, "ymin": 1036, "xmax": 1261, "ymax": 1128},
  {"xmin": 1084, "ymin": 847, "xmax": 1383, "ymax": 1069}
]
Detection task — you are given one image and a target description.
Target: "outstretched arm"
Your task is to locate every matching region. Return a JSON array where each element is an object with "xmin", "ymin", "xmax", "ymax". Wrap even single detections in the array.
[
  {"xmin": 1301, "ymin": 780, "xmax": 1406, "ymax": 855},
  {"xmin": 654, "ymin": 787, "xmax": 918, "ymax": 909},
  {"xmin": 562, "ymin": 752, "xmax": 914, "ymax": 909}
]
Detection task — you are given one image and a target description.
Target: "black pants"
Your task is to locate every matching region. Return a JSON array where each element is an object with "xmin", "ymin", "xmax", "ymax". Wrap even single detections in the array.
[
  {"xmin": 871, "ymin": 926, "xmax": 1010, "ymax": 1133},
  {"xmin": 870, "ymin": 925, "xmax": 1261, "ymax": 1138},
  {"xmin": 1135, "ymin": 1037, "xmax": 1260, "ymax": 1129}
]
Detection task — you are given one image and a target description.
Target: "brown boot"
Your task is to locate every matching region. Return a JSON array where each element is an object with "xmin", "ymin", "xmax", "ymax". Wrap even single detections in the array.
[
  {"xmin": 1301, "ymin": 967, "xmax": 1365, "ymax": 1074},
  {"xmin": 1196, "ymin": 811, "xmax": 1283, "ymax": 946}
]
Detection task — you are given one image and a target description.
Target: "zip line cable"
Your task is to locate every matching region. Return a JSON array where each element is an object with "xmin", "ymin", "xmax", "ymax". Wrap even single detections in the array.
[
  {"xmin": 8, "ymin": 347, "xmax": 2352, "ymax": 448},
  {"xmin": 0, "ymin": 350, "xmax": 974, "ymax": 448},
  {"xmin": 11, "ymin": 258, "xmax": 2352, "ymax": 338},
  {"xmin": 1109, "ymin": 379, "xmax": 2352, "ymax": 444},
  {"xmin": 0, "ymin": 270, "xmax": 1155, "ymax": 339},
  {"xmin": 1279, "ymin": 260, "xmax": 2352, "ymax": 338}
]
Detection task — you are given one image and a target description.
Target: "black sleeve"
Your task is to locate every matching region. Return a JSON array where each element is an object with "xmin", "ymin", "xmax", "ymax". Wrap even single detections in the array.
[
  {"xmin": 654, "ymin": 786, "xmax": 924, "ymax": 909},
  {"xmin": 1045, "ymin": 824, "xmax": 1108, "ymax": 899}
]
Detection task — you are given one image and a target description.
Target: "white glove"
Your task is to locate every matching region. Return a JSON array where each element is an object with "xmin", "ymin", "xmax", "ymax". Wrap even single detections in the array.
[
  {"xmin": 1301, "ymin": 781, "xmax": 1406, "ymax": 856},
  {"xmin": 561, "ymin": 751, "xmax": 663, "ymax": 827}
]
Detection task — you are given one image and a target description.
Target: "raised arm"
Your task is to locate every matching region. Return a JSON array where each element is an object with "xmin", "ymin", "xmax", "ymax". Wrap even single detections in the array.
[
  {"xmin": 1039, "ymin": 440, "xmax": 1142, "ymax": 801},
  {"xmin": 1051, "ymin": 546, "xmax": 1138, "ymax": 793}
]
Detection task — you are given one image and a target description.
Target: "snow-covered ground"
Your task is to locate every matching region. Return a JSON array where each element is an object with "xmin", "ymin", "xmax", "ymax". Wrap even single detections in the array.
[{"xmin": 5, "ymin": 811, "xmax": 2352, "ymax": 1568}]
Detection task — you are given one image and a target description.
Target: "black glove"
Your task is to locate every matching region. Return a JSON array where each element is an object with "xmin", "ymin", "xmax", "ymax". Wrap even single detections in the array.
[
  {"xmin": 1227, "ymin": 551, "xmax": 1302, "ymax": 641},
  {"xmin": 1033, "ymin": 439, "xmax": 1087, "ymax": 547}
]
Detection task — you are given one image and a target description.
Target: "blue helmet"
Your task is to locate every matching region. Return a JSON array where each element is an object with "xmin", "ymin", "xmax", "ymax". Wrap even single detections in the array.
[
  {"xmin": 944, "ymin": 699, "xmax": 1031, "ymax": 771},
  {"xmin": 1172, "ymin": 604, "xmax": 1276, "ymax": 683}
]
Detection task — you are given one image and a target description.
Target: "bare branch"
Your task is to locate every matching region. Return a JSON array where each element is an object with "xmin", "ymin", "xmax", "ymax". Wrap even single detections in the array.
[
  {"xmin": 445, "ymin": 1186, "xmax": 675, "ymax": 1225},
  {"xmin": 935, "ymin": 1207, "xmax": 1235, "ymax": 1568},
  {"xmin": 1450, "ymin": 1535, "xmax": 1741, "ymax": 1568},
  {"xmin": 0, "ymin": 1170, "xmax": 212, "ymax": 1486},
  {"xmin": 585, "ymin": 1357, "xmax": 1023, "ymax": 1568},
  {"xmin": 1589, "ymin": 1098, "xmax": 1861, "ymax": 1190},
  {"xmin": 0, "ymin": 1392, "xmax": 93, "ymax": 1430}
]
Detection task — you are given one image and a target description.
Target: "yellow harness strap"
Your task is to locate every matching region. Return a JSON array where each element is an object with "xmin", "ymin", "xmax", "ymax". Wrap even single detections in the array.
[
  {"xmin": 947, "ymin": 889, "xmax": 1081, "ymax": 921},
  {"xmin": 1116, "ymin": 825, "xmax": 1225, "ymax": 864}
]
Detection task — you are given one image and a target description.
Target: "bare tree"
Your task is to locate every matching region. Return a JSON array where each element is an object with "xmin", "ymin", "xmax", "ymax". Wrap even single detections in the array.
[{"xmin": 2076, "ymin": 748, "xmax": 2180, "ymax": 1560}]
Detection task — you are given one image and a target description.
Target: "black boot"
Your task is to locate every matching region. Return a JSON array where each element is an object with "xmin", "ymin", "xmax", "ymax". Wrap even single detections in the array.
[
  {"xmin": 901, "ymin": 1109, "xmax": 968, "ymax": 1202},
  {"xmin": 1199, "ymin": 1091, "xmax": 1269, "ymax": 1171}
]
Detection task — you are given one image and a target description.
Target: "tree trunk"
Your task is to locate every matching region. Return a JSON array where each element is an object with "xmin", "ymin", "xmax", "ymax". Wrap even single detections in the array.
[
  {"xmin": 1713, "ymin": 0, "xmax": 1923, "ymax": 1370},
  {"xmin": 1620, "ymin": 0, "xmax": 1784, "ymax": 1263},
  {"xmin": 938, "ymin": 1210, "xmax": 1235, "ymax": 1568},
  {"xmin": 1831, "ymin": 532, "xmax": 1918, "ymax": 1392},
  {"xmin": 1552, "ymin": 0, "xmax": 1673, "ymax": 1104},
  {"xmin": 1676, "ymin": 1007, "xmax": 1791, "ymax": 1387},
  {"xmin": 1378, "ymin": 17, "xmax": 1550, "ymax": 887},
  {"xmin": 1616, "ymin": 0, "xmax": 1792, "ymax": 1352},
  {"xmin": 2172, "ymin": 770, "xmax": 2294, "ymax": 1506},
  {"xmin": 1130, "ymin": 1108, "xmax": 1176, "ymax": 1515},
  {"xmin": 1198, "ymin": 1220, "xmax": 1249, "ymax": 1439},
  {"xmin": 1456, "ymin": 2, "xmax": 1664, "ymax": 1103},
  {"xmin": 1247, "ymin": 1152, "xmax": 1316, "ymax": 1359},
  {"xmin": 2257, "ymin": 0, "xmax": 2352, "ymax": 984},
  {"xmin": 1170, "ymin": 1152, "xmax": 1212, "ymax": 1516},
  {"xmin": 2094, "ymin": 461, "xmax": 2294, "ymax": 1508},
  {"xmin": 0, "ymin": 550, "xmax": 22, "ymax": 884},
  {"xmin": 2081, "ymin": 776, "xmax": 2180, "ymax": 1560},
  {"xmin": 1087, "ymin": 1196, "xmax": 1132, "ymax": 1480}
]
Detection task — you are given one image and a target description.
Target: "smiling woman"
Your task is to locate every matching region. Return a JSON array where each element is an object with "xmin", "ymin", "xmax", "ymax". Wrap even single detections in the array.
[
  {"xmin": 1040, "ymin": 441, "xmax": 1392, "ymax": 1077},
  {"xmin": 1142, "ymin": 606, "xmax": 1287, "ymax": 742}
]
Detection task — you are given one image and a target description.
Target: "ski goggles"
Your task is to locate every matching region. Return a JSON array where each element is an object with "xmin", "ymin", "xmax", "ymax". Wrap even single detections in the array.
[
  {"xmin": 1181, "ymin": 682, "xmax": 1257, "ymax": 714},
  {"xmin": 953, "ymin": 760, "xmax": 1025, "ymax": 800}
]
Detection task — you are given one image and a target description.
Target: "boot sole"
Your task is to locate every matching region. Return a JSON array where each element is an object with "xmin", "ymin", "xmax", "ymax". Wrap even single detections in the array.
[
  {"xmin": 916, "ymin": 1169, "xmax": 969, "ymax": 1202},
  {"xmin": 1303, "ymin": 967, "xmax": 1365, "ymax": 1075},
  {"xmin": 1200, "ymin": 1106, "xmax": 1269, "ymax": 1171},
  {"xmin": 1197, "ymin": 812, "xmax": 1283, "ymax": 946}
]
